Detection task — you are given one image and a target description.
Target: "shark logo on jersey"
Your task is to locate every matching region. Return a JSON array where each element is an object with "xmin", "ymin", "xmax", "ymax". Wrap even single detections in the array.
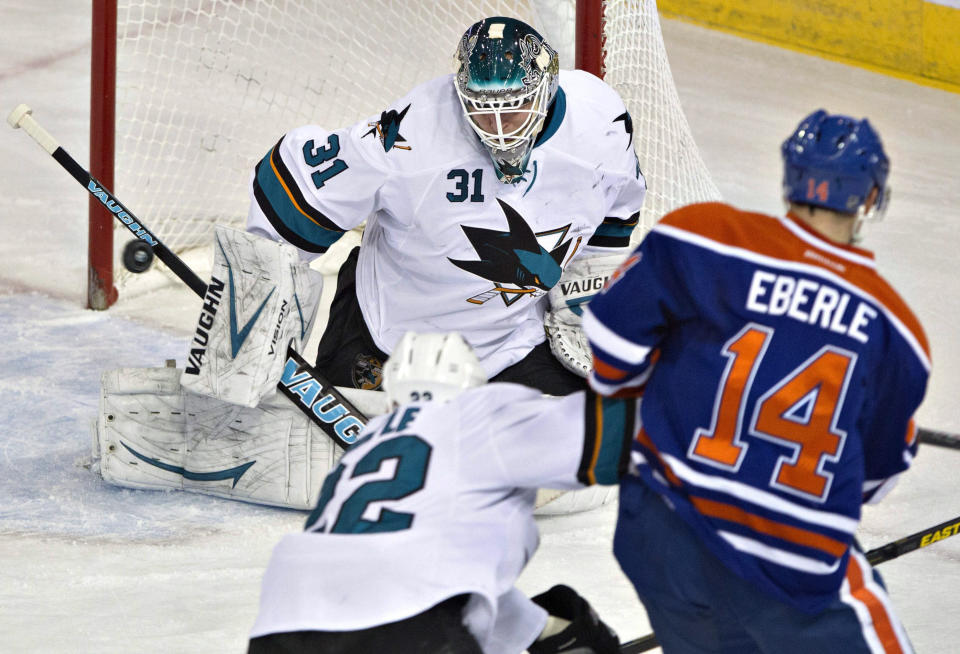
[
  {"xmin": 449, "ymin": 198, "xmax": 574, "ymax": 306},
  {"xmin": 499, "ymin": 159, "xmax": 526, "ymax": 180},
  {"xmin": 363, "ymin": 104, "xmax": 412, "ymax": 152},
  {"xmin": 352, "ymin": 354, "xmax": 383, "ymax": 390}
]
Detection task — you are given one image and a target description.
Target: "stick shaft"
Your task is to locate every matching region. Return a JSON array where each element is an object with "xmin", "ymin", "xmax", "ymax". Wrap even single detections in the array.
[
  {"xmin": 619, "ymin": 634, "xmax": 659, "ymax": 653},
  {"xmin": 618, "ymin": 513, "xmax": 960, "ymax": 652},
  {"xmin": 918, "ymin": 427, "xmax": 960, "ymax": 450},
  {"xmin": 9, "ymin": 104, "xmax": 207, "ymax": 298},
  {"xmin": 9, "ymin": 104, "xmax": 369, "ymax": 446},
  {"xmin": 866, "ymin": 514, "xmax": 960, "ymax": 566}
]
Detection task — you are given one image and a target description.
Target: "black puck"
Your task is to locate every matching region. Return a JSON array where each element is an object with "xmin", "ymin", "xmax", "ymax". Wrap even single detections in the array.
[{"xmin": 122, "ymin": 239, "xmax": 155, "ymax": 273}]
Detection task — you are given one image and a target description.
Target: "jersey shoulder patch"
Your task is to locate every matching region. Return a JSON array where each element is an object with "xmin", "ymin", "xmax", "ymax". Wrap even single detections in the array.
[{"xmin": 351, "ymin": 74, "xmax": 476, "ymax": 174}]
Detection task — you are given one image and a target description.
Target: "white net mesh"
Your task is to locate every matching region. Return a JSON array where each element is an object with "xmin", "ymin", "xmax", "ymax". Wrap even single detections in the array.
[
  {"xmin": 109, "ymin": 0, "xmax": 718, "ymax": 291},
  {"xmin": 602, "ymin": 0, "xmax": 721, "ymax": 244}
]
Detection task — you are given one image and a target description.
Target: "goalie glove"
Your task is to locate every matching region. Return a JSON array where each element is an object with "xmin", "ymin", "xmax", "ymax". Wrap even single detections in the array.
[
  {"xmin": 527, "ymin": 585, "xmax": 620, "ymax": 654},
  {"xmin": 544, "ymin": 255, "xmax": 625, "ymax": 378}
]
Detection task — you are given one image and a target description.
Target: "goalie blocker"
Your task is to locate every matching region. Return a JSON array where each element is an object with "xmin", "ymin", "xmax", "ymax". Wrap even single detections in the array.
[{"xmin": 180, "ymin": 225, "xmax": 325, "ymax": 408}]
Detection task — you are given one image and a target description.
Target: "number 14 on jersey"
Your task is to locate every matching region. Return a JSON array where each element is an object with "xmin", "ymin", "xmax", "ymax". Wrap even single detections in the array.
[{"xmin": 689, "ymin": 323, "xmax": 856, "ymax": 503}]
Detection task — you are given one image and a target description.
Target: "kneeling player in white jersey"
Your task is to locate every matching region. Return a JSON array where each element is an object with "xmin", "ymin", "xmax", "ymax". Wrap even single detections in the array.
[
  {"xmin": 585, "ymin": 111, "xmax": 929, "ymax": 652},
  {"xmin": 249, "ymin": 332, "xmax": 635, "ymax": 653},
  {"xmin": 247, "ymin": 16, "xmax": 646, "ymax": 395}
]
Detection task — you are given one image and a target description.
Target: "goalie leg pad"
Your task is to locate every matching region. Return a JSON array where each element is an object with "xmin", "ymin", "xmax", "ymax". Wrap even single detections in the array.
[
  {"xmin": 96, "ymin": 367, "xmax": 342, "ymax": 509},
  {"xmin": 180, "ymin": 225, "xmax": 325, "ymax": 407}
]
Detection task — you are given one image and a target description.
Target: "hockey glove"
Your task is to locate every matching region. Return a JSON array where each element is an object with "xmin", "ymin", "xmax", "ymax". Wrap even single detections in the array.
[
  {"xmin": 544, "ymin": 255, "xmax": 624, "ymax": 378},
  {"xmin": 527, "ymin": 585, "xmax": 619, "ymax": 654}
]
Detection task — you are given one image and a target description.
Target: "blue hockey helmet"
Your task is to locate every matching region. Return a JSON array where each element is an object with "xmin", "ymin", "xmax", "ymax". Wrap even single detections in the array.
[
  {"xmin": 781, "ymin": 109, "xmax": 890, "ymax": 217},
  {"xmin": 454, "ymin": 17, "xmax": 559, "ymax": 183}
]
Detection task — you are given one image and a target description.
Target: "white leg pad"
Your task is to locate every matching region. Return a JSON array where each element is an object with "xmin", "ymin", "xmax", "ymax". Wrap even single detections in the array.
[{"xmin": 96, "ymin": 367, "xmax": 341, "ymax": 509}]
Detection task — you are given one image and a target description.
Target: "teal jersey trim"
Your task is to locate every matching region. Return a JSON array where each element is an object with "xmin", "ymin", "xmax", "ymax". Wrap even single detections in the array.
[
  {"xmin": 534, "ymin": 87, "xmax": 566, "ymax": 149},
  {"xmin": 592, "ymin": 396, "xmax": 634, "ymax": 484},
  {"xmin": 522, "ymin": 160, "xmax": 539, "ymax": 197},
  {"xmin": 579, "ymin": 391, "xmax": 636, "ymax": 485},
  {"xmin": 588, "ymin": 212, "xmax": 641, "ymax": 249},
  {"xmin": 593, "ymin": 221, "xmax": 635, "ymax": 240}
]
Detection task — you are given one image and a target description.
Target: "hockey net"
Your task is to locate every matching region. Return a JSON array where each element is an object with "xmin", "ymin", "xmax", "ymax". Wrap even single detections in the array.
[{"xmin": 95, "ymin": 0, "xmax": 719, "ymax": 300}]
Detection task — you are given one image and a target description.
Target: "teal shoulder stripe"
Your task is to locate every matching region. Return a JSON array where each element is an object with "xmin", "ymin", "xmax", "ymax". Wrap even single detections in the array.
[
  {"xmin": 592, "ymin": 395, "xmax": 636, "ymax": 484},
  {"xmin": 253, "ymin": 146, "xmax": 345, "ymax": 252}
]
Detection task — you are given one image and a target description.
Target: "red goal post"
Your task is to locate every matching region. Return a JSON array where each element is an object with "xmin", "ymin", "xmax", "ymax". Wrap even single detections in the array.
[{"xmin": 89, "ymin": 0, "xmax": 718, "ymax": 309}]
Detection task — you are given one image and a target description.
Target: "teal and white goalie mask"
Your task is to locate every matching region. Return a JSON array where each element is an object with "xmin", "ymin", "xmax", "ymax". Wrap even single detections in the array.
[{"xmin": 454, "ymin": 16, "xmax": 559, "ymax": 183}]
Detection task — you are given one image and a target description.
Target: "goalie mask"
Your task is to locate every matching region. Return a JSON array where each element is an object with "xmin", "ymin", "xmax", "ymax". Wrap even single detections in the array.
[
  {"xmin": 383, "ymin": 332, "xmax": 487, "ymax": 408},
  {"xmin": 454, "ymin": 16, "xmax": 559, "ymax": 184}
]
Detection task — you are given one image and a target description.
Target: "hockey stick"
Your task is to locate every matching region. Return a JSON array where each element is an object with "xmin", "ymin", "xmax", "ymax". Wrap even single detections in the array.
[
  {"xmin": 8, "ymin": 103, "xmax": 369, "ymax": 451},
  {"xmin": 618, "ymin": 513, "xmax": 960, "ymax": 653},
  {"xmin": 918, "ymin": 427, "xmax": 960, "ymax": 451},
  {"xmin": 865, "ymin": 513, "xmax": 960, "ymax": 566},
  {"xmin": 7, "ymin": 104, "xmax": 208, "ymax": 298}
]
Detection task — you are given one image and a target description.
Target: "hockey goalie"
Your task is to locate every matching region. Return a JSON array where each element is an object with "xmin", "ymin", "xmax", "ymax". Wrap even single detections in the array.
[{"xmin": 92, "ymin": 15, "xmax": 645, "ymax": 515}]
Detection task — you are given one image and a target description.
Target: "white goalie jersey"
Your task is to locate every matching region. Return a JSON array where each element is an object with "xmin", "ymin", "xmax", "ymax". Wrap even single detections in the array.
[
  {"xmin": 250, "ymin": 383, "xmax": 636, "ymax": 653},
  {"xmin": 247, "ymin": 70, "xmax": 646, "ymax": 376}
]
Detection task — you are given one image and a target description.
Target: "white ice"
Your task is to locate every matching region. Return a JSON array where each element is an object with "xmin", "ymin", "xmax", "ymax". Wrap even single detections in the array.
[{"xmin": 1, "ymin": 4, "xmax": 959, "ymax": 653}]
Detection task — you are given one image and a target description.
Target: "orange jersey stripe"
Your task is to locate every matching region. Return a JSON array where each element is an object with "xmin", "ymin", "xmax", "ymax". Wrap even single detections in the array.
[
  {"xmin": 584, "ymin": 394, "xmax": 605, "ymax": 485},
  {"xmin": 593, "ymin": 357, "xmax": 630, "ymax": 381},
  {"xmin": 635, "ymin": 427, "xmax": 682, "ymax": 487},
  {"xmin": 905, "ymin": 418, "xmax": 917, "ymax": 447},
  {"xmin": 657, "ymin": 203, "xmax": 930, "ymax": 361},
  {"xmin": 691, "ymin": 496, "xmax": 848, "ymax": 558},
  {"xmin": 846, "ymin": 553, "xmax": 905, "ymax": 653}
]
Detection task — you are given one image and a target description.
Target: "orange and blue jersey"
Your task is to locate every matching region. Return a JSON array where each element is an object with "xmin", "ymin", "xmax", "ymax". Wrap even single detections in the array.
[{"xmin": 584, "ymin": 202, "xmax": 930, "ymax": 614}]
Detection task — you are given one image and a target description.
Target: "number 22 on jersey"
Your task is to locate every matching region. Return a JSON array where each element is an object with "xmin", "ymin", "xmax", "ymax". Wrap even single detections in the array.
[
  {"xmin": 689, "ymin": 323, "xmax": 857, "ymax": 502},
  {"xmin": 305, "ymin": 406, "xmax": 432, "ymax": 534}
]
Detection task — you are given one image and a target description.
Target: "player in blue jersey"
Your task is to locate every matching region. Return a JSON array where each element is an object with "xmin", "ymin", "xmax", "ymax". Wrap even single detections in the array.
[
  {"xmin": 583, "ymin": 110, "xmax": 929, "ymax": 653},
  {"xmin": 246, "ymin": 16, "xmax": 646, "ymax": 395}
]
